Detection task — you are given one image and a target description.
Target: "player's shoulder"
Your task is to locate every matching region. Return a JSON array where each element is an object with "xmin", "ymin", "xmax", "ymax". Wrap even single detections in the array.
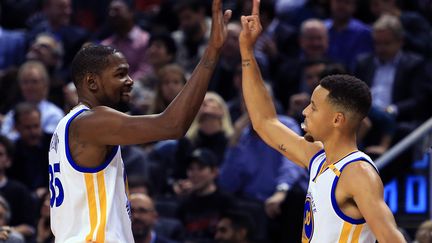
[
  {"xmin": 340, "ymin": 160, "xmax": 382, "ymax": 191},
  {"xmin": 74, "ymin": 106, "xmax": 119, "ymax": 122},
  {"xmin": 342, "ymin": 160, "xmax": 379, "ymax": 178}
]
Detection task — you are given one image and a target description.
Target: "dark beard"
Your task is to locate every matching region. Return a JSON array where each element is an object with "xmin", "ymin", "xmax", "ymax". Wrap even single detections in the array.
[
  {"xmin": 116, "ymin": 101, "xmax": 131, "ymax": 113},
  {"xmin": 133, "ymin": 227, "xmax": 150, "ymax": 240},
  {"xmin": 304, "ymin": 133, "xmax": 315, "ymax": 143}
]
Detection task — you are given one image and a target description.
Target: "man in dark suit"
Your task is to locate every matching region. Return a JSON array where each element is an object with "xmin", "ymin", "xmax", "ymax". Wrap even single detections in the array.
[{"xmin": 354, "ymin": 14, "xmax": 431, "ymax": 156}]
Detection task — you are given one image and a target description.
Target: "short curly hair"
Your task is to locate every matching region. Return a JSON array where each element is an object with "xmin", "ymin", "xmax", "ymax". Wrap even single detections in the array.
[
  {"xmin": 320, "ymin": 74, "xmax": 371, "ymax": 121},
  {"xmin": 71, "ymin": 44, "xmax": 117, "ymax": 89}
]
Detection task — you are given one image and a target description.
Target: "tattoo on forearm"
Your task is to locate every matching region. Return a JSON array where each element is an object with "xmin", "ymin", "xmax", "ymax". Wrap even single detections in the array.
[
  {"xmin": 242, "ymin": 59, "xmax": 251, "ymax": 67},
  {"xmin": 202, "ymin": 59, "xmax": 216, "ymax": 69},
  {"xmin": 279, "ymin": 144, "xmax": 287, "ymax": 152}
]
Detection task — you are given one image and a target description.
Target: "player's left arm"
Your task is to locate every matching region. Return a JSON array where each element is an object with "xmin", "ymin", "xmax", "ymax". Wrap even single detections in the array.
[{"xmin": 343, "ymin": 162, "xmax": 406, "ymax": 243}]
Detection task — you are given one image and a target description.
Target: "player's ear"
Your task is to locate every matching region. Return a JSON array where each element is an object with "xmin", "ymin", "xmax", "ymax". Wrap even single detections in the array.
[
  {"xmin": 85, "ymin": 74, "xmax": 98, "ymax": 91},
  {"xmin": 333, "ymin": 112, "xmax": 345, "ymax": 127}
]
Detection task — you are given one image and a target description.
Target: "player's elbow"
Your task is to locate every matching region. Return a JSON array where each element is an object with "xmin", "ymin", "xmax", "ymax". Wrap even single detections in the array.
[
  {"xmin": 168, "ymin": 120, "xmax": 190, "ymax": 139},
  {"xmin": 250, "ymin": 117, "xmax": 266, "ymax": 133},
  {"xmin": 376, "ymin": 229, "xmax": 407, "ymax": 243},
  {"xmin": 250, "ymin": 117, "xmax": 275, "ymax": 135}
]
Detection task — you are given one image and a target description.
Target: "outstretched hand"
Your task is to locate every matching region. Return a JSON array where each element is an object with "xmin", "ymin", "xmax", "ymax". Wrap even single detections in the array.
[
  {"xmin": 208, "ymin": 0, "xmax": 232, "ymax": 50},
  {"xmin": 239, "ymin": 0, "xmax": 263, "ymax": 50}
]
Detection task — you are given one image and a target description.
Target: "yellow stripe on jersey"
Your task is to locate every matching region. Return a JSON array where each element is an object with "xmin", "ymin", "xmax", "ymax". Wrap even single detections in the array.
[
  {"xmin": 351, "ymin": 224, "xmax": 364, "ymax": 243},
  {"xmin": 339, "ymin": 221, "xmax": 352, "ymax": 243},
  {"xmin": 84, "ymin": 173, "xmax": 97, "ymax": 242},
  {"xmin": 328, "ymin": 164, "xmax": 341, "ymax": 177},
  {"xmin": 96, "ymin": 171, "xmax": 107, "ymax": 242}
]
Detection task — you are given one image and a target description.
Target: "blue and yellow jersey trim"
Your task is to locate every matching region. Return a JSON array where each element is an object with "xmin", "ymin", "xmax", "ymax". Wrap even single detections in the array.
[{"xmin": 84, "ymin": 171, "xmax": 107, "ymax": 242}]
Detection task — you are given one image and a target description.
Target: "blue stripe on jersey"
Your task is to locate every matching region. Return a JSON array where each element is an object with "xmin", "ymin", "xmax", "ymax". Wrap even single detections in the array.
[
  {"xmin": 65, "ymin": 108, "xmax": 120, "ymax": 173},
  {"xmin": 312, "ymin": 157, "xmax": 326, "ymax": 182},
  {"xmin": 330, "ymin": 157, "xmax": 377, "ymax": 224},
  {"xmin": 308, "ymin": 149, "xmax": 325, "ymax": 173}
]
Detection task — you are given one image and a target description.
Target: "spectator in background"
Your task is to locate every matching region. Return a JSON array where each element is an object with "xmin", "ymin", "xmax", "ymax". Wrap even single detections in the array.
[
  {"xmin": 172, "ymin": 0, "xmax": 211, "ymax": 75},
  {"xmin": 27, "ymin": 0, "xmax": 89, "ymax": 68},
  {"xmin": 286, "ymin": 59, "xmax": 328, "ymax": 124},
  {"xmin": 325, "ymin": 0, "xmax": 374, "ymax": 71},
  {"xmin": 214, "ymin": 211, "xmax": 255, "ymax": 243},
  {"xmin": 209, "ymin": 21, "xmax": 242, "ymax": 102},
  {"xmin": 0, "ymin": 10, "xmax": 27, "ymax": 72},
  {"xmin": 415, "ymin": 220, "xmax": 432, "ymax": 243},
  {"xmin": 62, "ymin": 82, "xmax": 78, "ymax": 113},
  {"xmin": 354, "ymin": 14, "xmax": 431, "ymax": 156},
  {"xmin": 1, "ymin": 61, "xmax": 64, "ymax": 141},
  {"xmin": 26, "ymin": 33, "xmax": 64, "ymax": 78},
  {"xmin": 0, "ymin": 196, "xmax": 25, "ymax": 243},
  {"xmin": 130, "ymin": 193, "xmax": 179, "ymax": 243},
  {"xmin": 26, "ymin": 33, "xmax": 67, "ymax": 108},
  {"xmin": 131, "ymin": 35, "xmax": 178, "ymax": 115},
  {"xmin": 8, "ymin": 103, "xmax": 51, "ymax": 197},
  {"xmin": 101, "ymin": 0, "xmax": 151, "ymax": 81},
  {"xmin": 140, "ymin": 33, "xmax": 178, "ymax": 89},
  {"xmin": 0, "ymin": 135, "xmax": 36, "ymax": 241},
  {"xmin": 175, "ymin": 148, "xmax": 237, "ymax": 242},
  {"xmin": 154, "ymin": 91, "xmax": 234, "ymax": 190},
  {"xmin": 274, "ymin": 19, "xmax": 330, "ymax": 110},
  {"xmin": 35, "ymin": 192, "xmax": 54, "ymax": 243},
  {"xmin": 128, "ymin": 176, "xmax": 154, "ymax": 196},
  {"xmin": 184, "ymin": 92, "xmax": 233, "ymax": 163},
  {"xmin": 219, "ymin": 112, "xmax": 308, "ymax": 243},
  {"xmin": 369, "ymin": 0, "xmax": 432, "ymax": 57},
  {"xmin": 146, "ymin": 64, "xmax": 186, "ymax": 115}
]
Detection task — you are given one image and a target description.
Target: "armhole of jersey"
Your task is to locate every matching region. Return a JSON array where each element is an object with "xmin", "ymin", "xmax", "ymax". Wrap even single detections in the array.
[
  {"xmin": 308, "ymin": 149, "xmax": 325, "ymax": 173},
  {"xmin": 330, "ymin": 157, "xmax": 376, "ymax": 225},
  {"xmin": 65, "ymin": 108, "xmax": 119, "ymax": 173}
]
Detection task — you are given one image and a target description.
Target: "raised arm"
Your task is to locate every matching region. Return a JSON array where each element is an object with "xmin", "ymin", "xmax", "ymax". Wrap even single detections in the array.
[
  {"xmin": 238, "ymin": 0, "xmax": 321, "ymax": 167},
  {"xmin": 343, "ymin": 163, "xmax": 406, "ymax": 243},
  {"xmin": 160, "ymin": 0, "xmax": 232, "ymax": 135},
  {"xmin": 73, "ymin": 0, "xmax": 232, "ymax": 146}
]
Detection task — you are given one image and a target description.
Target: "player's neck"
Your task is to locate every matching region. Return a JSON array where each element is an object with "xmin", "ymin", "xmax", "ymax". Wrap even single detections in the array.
[
  {"xmin": 323, "ymin": 137, "xmax": 358, "ymax": 165},
  {"xmin": 76, "ymin": 97, "xmax": 94, "ymax": 109}
]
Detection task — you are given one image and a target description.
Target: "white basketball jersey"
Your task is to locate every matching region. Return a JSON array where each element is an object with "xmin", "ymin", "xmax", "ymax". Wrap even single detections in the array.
[
  {"xmin": 302, "ymin": 150, "xmax": 377, "ymax": 243},
  {"xmin": 48, "ymin": 105, "xmax": 134, "ymax": 243}
]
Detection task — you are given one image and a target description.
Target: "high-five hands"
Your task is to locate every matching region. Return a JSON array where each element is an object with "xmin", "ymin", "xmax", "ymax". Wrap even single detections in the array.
[
  {"xmin": 209, "ymin": 0, "xmax": 233, "ymax": 50},
  {"xmin": 239, "ymin": 0, "xmax": 263, "ymax": 50}
]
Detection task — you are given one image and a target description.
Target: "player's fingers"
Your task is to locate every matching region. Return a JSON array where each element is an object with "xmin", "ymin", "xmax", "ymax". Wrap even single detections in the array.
[
  {"xmin": 252, "ymin": 0, "xmax": 260, "ymax": 16},
  {"xmin": 240, "ymin": 16, "xmax": 249, "ymax": 32},
  {"xmin": 243, "ymin": 15, "xmax": 258, "ymax": 22},
  {"xmin": 212, "ymin": 0, "xmax": 221, "ymax": 17}
]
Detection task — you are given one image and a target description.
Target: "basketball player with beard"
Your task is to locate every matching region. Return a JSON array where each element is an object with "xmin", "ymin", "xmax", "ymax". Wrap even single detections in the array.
[
  {"xmin": 47, "ymin": 0, "xmax": 232, "ymax": 241},
  {"xmin": 238, "ymin": 0, "xmax": 406, "ymax": 242}
]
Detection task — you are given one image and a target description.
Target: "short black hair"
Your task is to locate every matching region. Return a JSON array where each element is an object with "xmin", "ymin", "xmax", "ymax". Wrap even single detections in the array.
[
  {"xmin": 127, "ymin": 175, "xmax": 154, "ymax": 197},
  {"xmin": 320, "ymin": 74, "xmax": 371, "ymax": 121},
  {"xmin": 301, "ymin": 58, "xmax": 330, "ymax": 70},
  {"xmin": 149, "ymin": 32, "xmax": 177, "ymax": 57},
  {"xmin": 220, "ymin": 211, "xmax": 255, "ymax": 240},
  {"xmin": 71, "ymin": 44, "xmax": 117, "ymax": 88},
  {"xmin": 13, "ymin": 102, "xmax": 40, "ymax": 125},
  {"xmin": 110, "ymin": 0, "xmax": 134, "ymax": 10},
  {"xmin": 174, "ymin": 0, "xmax": 206, "ymax": 14},
  {"xmin": 319, "ymin": 63, "xmax": 348, "ymax": 79}
]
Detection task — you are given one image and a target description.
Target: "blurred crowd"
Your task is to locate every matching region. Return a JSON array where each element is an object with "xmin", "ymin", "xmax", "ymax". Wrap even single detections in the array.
[{"xmin": 0, "ymin": 0, "xmax": 432, "ymax": 242}]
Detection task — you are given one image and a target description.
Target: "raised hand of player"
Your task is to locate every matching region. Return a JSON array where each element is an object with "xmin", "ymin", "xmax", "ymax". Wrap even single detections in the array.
[
  {"xmin": 208, "ymin": 0, "xmax": 232, "ymax": 50},
  {"xmin": 239, "ymin": 0, "xmax": 263, "ymax": 50}
]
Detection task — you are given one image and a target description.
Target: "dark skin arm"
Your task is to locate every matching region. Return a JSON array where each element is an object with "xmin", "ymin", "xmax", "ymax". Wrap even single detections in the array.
[{"xmin": 69, "ymin": 0, "xmax": 232, "ymax": 168}]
